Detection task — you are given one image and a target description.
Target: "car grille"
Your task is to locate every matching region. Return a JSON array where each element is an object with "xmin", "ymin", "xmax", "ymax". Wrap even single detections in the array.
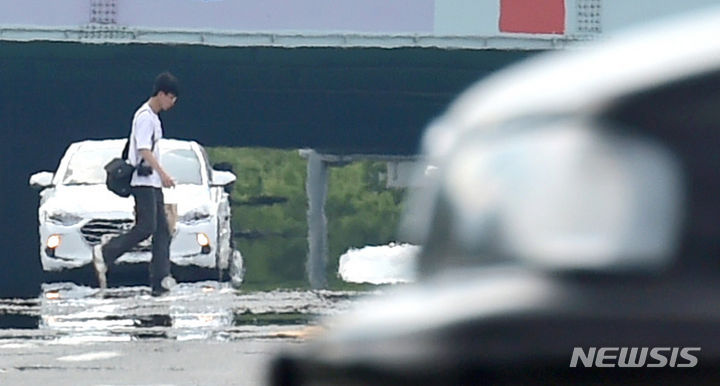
[{"xmin": 80, "ymin": 219, "xmax": 151, "ymax": 252}]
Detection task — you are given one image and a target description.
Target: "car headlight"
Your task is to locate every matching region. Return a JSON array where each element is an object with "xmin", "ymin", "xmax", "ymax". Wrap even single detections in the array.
[
  {"xmin": 47, "ymin": 234, "xmax": 61, "ymax": 249},
  {"xmin": 180, "ymin": 206, "xmax": 211, "ymax": 224},
  {"xmin": 47, "ymin": 211, "xmax": 84, "ymax": 226},
  {"xmin": 196, "ymin": 232, "xmax": 210, "ymax": 247}
]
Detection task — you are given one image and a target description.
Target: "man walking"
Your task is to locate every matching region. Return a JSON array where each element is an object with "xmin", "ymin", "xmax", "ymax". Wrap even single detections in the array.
[{"xmin": 93, "ymin": 72, "xmax": 179, "ymax": 296}]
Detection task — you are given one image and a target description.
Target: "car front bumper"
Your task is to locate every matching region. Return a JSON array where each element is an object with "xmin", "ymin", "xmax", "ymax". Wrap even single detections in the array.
[{"xmin": 39, "ymin": 218, "xmax": 219, "ymax": 271}]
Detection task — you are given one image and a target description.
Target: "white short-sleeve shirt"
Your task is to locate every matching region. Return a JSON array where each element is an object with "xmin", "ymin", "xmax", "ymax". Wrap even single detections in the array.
[{"xmin": 129, "ymin": 102, "xmax": 163, "ymax": 187}]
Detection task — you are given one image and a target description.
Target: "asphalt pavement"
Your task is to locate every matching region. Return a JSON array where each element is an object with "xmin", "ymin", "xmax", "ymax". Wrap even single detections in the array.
[{"xmin": 0, "ymin": 282, "xmax": 369, "ymax": 385}]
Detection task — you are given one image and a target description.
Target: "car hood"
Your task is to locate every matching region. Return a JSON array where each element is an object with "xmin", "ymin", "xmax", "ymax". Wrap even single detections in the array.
[{"xmin": 41, "ymin": 184, "xmax": 212, "ymax": 218}]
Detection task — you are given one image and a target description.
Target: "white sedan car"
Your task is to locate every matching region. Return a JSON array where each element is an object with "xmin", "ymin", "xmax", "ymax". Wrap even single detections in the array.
[{"xmin": 29, "ymin": 138, "xmax": 243, "ymax": 286}]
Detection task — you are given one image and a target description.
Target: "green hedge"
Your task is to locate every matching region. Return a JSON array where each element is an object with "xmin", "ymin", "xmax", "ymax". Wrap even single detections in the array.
[{"xmin": 206, "ymin": 147, "xmax": 406, "ymax": 290}]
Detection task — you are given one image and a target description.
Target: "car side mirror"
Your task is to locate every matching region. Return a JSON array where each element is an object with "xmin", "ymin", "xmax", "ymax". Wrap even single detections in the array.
[
  {"xmin": 211, "ymin": 170, "xmax": 236, "ymax": 187},
  {"xmin": 29, "ymin": 171, "xmax": 55, "ymax": 190}
]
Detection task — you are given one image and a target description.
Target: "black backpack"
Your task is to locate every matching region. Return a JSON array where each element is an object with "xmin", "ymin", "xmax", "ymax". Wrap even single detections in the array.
[{"xmin": 104, "ymin": 139, "xmax": 134, "ymax": 197}]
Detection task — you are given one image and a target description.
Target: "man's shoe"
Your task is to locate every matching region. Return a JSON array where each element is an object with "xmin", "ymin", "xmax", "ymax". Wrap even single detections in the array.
[
  {"xmin": 161, "ymin": 275, "xmax": 177, "ymax": 290},
  {"xmin": 151, "ymin": 286, "xmax": 168, "ymax": 297},
  {"xmin": 151, "ymin": 275, "xmax": 177, "ymax": 297},
  {"xmin": 92, "ymin": 244, "xmax": 107, "ymax": 290}
]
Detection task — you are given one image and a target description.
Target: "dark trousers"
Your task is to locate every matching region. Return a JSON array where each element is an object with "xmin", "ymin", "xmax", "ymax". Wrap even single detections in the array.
[{"xmin": 102, "ymin": 186, "xmax": 171, "ymax": 289}]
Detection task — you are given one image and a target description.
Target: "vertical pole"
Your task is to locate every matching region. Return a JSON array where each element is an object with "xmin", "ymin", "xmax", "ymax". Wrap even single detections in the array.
[{"xmin": 306, "ymin": 150, "xmax": 328, "ymax": 289}]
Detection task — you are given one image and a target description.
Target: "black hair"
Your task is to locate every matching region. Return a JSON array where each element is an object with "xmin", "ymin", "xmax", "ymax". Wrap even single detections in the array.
[{"xmin": 152, "ymin": 71, "xmax": 179, "ymax": 97}]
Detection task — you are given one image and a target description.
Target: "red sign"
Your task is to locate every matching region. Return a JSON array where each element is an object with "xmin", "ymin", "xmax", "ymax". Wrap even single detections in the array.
[{"xmin": 500, "ymin": 0, "xmax": 566, "ymax": 34}]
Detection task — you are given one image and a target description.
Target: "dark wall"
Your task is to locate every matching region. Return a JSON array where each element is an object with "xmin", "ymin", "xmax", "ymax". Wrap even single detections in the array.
[{"xmin": 0, "ymin": 41, "xmax": 534, "ymax": 297}]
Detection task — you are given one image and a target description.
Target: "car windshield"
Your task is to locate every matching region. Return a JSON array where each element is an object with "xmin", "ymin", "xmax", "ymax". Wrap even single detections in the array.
[
  {"xmin": 161, "ymin": 148, "xmax": 203, "ymax": 185},
  {"xmin": 62, "ymin": 145, "xmax": 118, "ymax": 185},
  {"xmin": 62, "ymin": 142, "xmax": 204, "ymax": 185}
]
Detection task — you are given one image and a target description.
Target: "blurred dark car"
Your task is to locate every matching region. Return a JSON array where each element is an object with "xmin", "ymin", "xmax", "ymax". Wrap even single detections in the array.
[{"xmin": 270, "ymin": 6, "xmax": 720, "ymax": 385}]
